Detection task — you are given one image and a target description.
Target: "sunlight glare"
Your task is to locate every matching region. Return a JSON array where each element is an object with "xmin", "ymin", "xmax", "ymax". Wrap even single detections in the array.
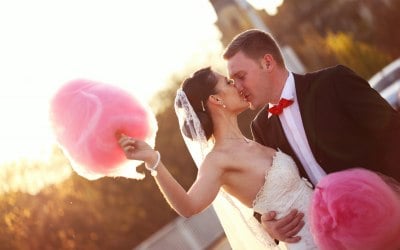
[
  {"xmin": 0, "ymin": 0, "xmax": 221, "ymax": 194},
  {"xmin": 247, "ymin": 0, "xmax": 284, "ymax": 15}
]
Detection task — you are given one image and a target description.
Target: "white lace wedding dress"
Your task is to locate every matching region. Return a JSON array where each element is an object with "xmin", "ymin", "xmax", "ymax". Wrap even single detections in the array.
[
  {"xmin": 174, "ymin": 90, "xmax": 317, "ymax": 250},
  {"xmin": 252, "ymin": 150, "xmax": 318, "ymax": 250}
]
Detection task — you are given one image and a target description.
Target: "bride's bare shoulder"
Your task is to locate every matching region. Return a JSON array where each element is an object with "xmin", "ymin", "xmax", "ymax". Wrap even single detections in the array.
[
  {"xmin": 204, "ymin": 150, "xmax": 228, "ymax": 163},
  {"xmin": 199, "ymin": 150, "xmax": 230, "ymax": 171}
]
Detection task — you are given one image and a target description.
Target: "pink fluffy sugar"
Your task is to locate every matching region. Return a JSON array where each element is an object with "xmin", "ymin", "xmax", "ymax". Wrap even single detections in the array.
[
  {"xmin": 310, "ymin": 168, "xmax": 400, "ymax": 250},
  {"xmin": 49, "ymin": 79, "xmax": 157, "ymax": 180}
]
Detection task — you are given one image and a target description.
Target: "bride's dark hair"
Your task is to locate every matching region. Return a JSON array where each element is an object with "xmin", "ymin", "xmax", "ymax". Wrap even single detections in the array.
[{"xmin": 180, "ymin": 67, "xmax": 218, "ymax": 140}]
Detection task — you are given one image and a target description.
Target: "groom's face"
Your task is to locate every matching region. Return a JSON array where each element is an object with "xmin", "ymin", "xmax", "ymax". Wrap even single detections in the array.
[{"xmin": 227, "ymin": 51, "xmax": 270, "ymax": 110}]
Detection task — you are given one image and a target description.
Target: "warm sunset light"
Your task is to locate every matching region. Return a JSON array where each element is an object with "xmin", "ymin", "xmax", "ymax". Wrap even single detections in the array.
[
  {"xmin": 0, "ymin": 0, "xmax": 283, "ymax": 164},
  {"xmin": 0, "ymin": 1, "xmax": 225, "ymax": 200},
  {"xmin": 0, "ymin": 0, "xmax": 283, "ymax": 196},
  {"xmin": 0, "ymin": 0, "xmax": 224, "ymax": 192},
  {"xmin": 2, "ymin": 1, "xmax": 398, "ymax": 249},
  {"xmin": 247, "ymin": 0, "xmax": 283, "ymax": 15}
]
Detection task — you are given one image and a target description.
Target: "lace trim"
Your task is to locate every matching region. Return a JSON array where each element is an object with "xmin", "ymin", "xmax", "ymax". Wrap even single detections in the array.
[
  {"xmin": 249, "ymin": 149, "xmax": 318, "ymax": 249},
  {"xmin": 174, "ymin": 89, "xmax": 212, "ymax": 167},
  {"xmin": 252, "ymin": 150, "xmax": 282, "ymax": 208}
]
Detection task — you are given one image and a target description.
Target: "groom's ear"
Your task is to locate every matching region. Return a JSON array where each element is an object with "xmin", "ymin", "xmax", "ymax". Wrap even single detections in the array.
[{"xmin": 262, "ymin": 54, "xmax": 274, "ymax": 71}]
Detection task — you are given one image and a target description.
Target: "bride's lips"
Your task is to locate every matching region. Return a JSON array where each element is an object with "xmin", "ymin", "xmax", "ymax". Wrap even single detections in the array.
[{"xmin": 239, "ymin": 90, "xmax": 250, "ymax": 102}]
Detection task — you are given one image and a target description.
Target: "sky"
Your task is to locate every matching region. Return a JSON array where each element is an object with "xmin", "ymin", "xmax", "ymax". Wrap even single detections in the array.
[
  {"xmin": 0, "ymin": 0, "xmax": 282, "ymax": 193},
  {"xmin": 0, "ymin": 0, "xmax": 223, "ymax": 162}
]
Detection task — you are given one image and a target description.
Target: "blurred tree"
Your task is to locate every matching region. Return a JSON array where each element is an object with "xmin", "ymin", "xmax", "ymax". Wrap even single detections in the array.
[
  {"xmin": 289, "ymin": 26, "xmax": 337, "ymax": 72},
  {"xmin": 0, "ymin": 141, "xmax": 184, "ymax": 250},
  {"xmin": 0, "ymin": 54, "xmax": 240, "ymax": 249},
  {"xmin": 325, "ymin": 32, "xmax": 392, "ymax": 79},
  {"xmin": 3, "ymin": 1, "xmax": 400, "ymax": 248},
  {"xmin": 261, "ymin": 0, "xmax": 399, "ymax": 75}
]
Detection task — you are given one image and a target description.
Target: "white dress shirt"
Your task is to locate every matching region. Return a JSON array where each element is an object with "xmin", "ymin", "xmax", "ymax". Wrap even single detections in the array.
[{"xmin": 275, "ymin": 72, "xmax": 326, "ymax": 185}]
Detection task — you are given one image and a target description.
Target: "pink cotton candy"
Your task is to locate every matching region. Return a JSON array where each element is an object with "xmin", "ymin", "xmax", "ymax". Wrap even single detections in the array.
[
  {"xmin": 49, "ymin": 79, "xmax": 157, "ymax": 180},
  {"xmin": 310, "ymin": 168, "xmax": 400, "ymax": 250}
]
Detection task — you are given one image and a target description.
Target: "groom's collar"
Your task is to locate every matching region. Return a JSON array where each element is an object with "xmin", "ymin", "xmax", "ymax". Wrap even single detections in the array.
[{"xmin": 281, "ymin": 72, "xmax": 295, "ymax": 100}]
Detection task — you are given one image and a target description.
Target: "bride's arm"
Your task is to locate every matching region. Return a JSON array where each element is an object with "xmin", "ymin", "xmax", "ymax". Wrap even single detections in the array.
[
  {"xmin": 156, "ymin": 156, "xmax": 222, "ymax": 217},
  {"xmin": 118, "ymin": 135, "xmax": 222, "ymax": 218}
]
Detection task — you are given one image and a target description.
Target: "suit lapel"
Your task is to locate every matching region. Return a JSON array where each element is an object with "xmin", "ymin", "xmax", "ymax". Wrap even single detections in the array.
[
  {"xmin": 293, "ymin": 73, "xmax": 319, "ymax": 158},
  {"xmin": 266, "ymin": 111, "xmax": 309, "ymax": 178},
  {"xmin": 266, "ymin": 114, "xmax": 288, "ymax": 148}
]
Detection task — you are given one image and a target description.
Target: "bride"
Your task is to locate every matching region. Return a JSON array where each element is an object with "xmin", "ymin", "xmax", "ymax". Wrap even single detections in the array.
[{"xmin": 118, "ymin": 67, "xmax": 317, "ymax": 249}]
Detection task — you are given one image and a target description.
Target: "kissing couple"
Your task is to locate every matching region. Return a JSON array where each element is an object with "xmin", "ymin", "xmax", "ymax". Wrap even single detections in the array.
[{"xmin": 119, "ymin": 29, "xmax": 400, "ymax": 249}]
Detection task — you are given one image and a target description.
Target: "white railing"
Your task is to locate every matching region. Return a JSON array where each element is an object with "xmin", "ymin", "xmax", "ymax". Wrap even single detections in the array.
[{"xmin": 135, "ymin": 207, "xmax": 226, "ymax": 250}]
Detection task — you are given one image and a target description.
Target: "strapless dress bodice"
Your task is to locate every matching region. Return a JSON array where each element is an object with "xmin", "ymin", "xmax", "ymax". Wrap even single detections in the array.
[{"xmin": 252, "ymin": 151, "xmax": 317, "ymax": 250}]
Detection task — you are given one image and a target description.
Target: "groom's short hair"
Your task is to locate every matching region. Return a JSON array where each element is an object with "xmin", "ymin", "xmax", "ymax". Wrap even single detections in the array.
[{"xmin": 223, "ymin": 29, "xmax": 285, "ymax": 67}]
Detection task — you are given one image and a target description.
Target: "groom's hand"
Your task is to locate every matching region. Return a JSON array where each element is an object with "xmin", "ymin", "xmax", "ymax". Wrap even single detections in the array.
[{"xmin": 261, "ymin": 209, "xmax": 304, "ymax": 243}]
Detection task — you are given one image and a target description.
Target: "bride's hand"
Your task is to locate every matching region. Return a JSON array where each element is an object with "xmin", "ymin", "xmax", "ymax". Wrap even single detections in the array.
[{"xmin": 117, "ymin": 134, "xmax": 157, "ymax": 165}]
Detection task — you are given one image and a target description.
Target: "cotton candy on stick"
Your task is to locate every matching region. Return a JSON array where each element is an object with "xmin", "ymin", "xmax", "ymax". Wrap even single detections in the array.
[
  {"xmin": 310, "ymin": 168, "xmax": 400, "ymax": 250},
  {"xmin": 49, "ymin": 79, "xmax": 157, "ymax": 180}
]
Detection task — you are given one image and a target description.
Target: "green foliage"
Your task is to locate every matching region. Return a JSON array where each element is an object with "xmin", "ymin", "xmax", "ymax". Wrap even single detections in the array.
[
  {"xmin": 325, "ymin": 32, "xmax": 392, "ymax": 79},
  {"xmin": 2, "ymin": 1, "xmax": 400, "ymax": 248},
  {"xmin": 0, "ymin": 42, "xmax": 231, "ymax": 249},
  {"xmin": 0, "ymin": 142, "xmax": 186, "ymax": 250},
  {"xmin": 0, "ymin": 71, "xmax": 199, "ymax": 250},
  {"xmin": 262, "ymin": 0, "xmax": 399, "ymax": 76},
  {"xmin": 290, "ymin": 27, "xmax": 337, "ymax": 72}
]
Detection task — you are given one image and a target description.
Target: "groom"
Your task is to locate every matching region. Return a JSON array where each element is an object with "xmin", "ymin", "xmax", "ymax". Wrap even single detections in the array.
[{"xmin": 223, "ymin": 29, "xmax": 400, "ymax": 243}]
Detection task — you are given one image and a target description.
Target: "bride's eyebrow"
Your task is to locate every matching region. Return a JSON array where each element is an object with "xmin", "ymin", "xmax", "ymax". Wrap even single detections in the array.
[{"xmin": 225, "ymin": 77, "xmax": 234, "ymax": 85}]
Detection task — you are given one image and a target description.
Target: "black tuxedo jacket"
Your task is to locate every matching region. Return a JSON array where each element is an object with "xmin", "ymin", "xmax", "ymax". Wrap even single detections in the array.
[{"xmin": 251, "ymin": 65, "xmax": 400, "ymax": 182}]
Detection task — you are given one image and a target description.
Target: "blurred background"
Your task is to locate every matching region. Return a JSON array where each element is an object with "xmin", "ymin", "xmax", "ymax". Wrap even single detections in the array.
[{"xmin": 1, "ymin": 0, "xmax": 399, "ymax": 249}]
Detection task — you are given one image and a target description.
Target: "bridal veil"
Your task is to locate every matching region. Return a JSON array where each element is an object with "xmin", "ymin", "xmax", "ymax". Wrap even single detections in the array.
[{"xmin": 174, "ymin": 89, "xmax": 280, "ymax": 250}]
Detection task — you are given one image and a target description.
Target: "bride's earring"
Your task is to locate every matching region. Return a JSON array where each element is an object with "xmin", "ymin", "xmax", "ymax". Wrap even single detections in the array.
[
  {"xmin": 201, "ymin": 100, "xmax": 206, "ymax": 111},
  {"xmin": 212, "ymin": 96, "xmax": 227, "ymax": 109},
  {"xmin": 219, "ymin": 100, "xmax": 226, "ymax": 108}
]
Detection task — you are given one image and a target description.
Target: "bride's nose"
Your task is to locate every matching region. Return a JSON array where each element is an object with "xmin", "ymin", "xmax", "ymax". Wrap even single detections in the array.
[{"xmin": 234, "ymin": 83, "xmax": 244, "ymax": 95}]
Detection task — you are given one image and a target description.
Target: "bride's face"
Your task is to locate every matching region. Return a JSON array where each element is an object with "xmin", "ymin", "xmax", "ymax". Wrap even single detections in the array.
[{"xmin": 213, "ymin": 72, "xmax": 250, "ymax": 113}]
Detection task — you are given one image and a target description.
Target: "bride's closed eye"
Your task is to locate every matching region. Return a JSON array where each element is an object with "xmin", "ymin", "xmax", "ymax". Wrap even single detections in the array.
[{"xmin": 226, "ymin": 79, "xmax": 234, "ymax": 85}]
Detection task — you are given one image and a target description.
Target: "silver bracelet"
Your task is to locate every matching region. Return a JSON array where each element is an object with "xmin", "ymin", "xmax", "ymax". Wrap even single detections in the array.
[{"xmin": 145, "ymin": 151, "xmax": 160, "ymax": 177}]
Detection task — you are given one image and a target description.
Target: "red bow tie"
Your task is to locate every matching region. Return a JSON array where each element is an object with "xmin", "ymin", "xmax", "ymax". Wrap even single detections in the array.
[{"xmin": 268, "ymin": 98, "xmax": 294, "ymax": 115}]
